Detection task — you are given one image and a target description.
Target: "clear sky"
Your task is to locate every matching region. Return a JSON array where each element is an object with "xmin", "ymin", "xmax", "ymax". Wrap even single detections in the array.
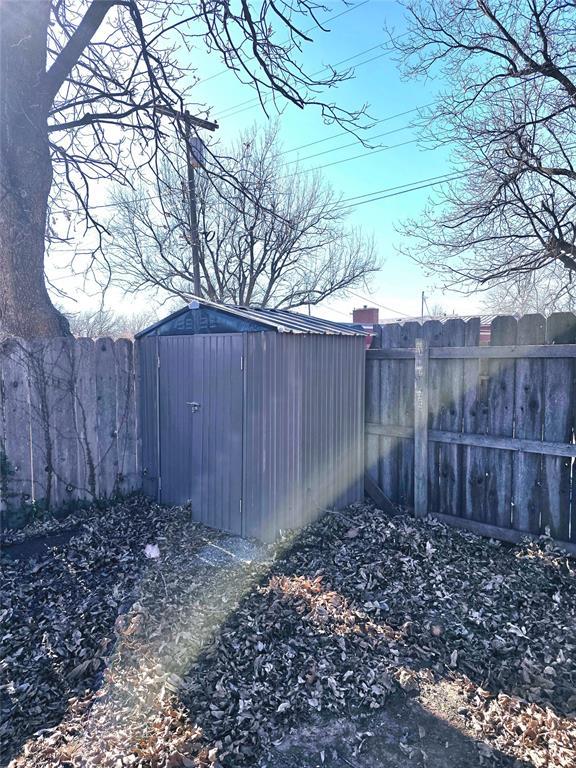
[{"xmin": 52, "ymin": 1, "xmax": 485, "ymax": 323}]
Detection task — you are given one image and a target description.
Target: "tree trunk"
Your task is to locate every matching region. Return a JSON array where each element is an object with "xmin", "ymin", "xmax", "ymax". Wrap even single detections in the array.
[{"xmin": 0, "ymin": 1, "xmax": 70, "ymax": 338}]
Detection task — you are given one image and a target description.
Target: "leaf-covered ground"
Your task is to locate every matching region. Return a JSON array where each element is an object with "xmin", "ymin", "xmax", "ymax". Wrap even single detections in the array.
[{"xmin": 1, "ymin": 497, "xmax": 575, "ymax": 767}]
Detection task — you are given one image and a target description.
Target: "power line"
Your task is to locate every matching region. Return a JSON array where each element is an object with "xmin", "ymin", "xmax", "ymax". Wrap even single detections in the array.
[
  {"xmin": 279, "ymin": 104, "xmax": 431, "ymax": 156},
  {"xmin": 282, "ymin": 124, "xmax": 413, "ymax": 166},
  {"xmin": 218, "ymin": 41, "xmax": 387, "ymax": 117},
  {"xmin": 336, "ymin": 172, "xmax": 458, "ymax": 205},
  {"xmin": 159, "ymin": 98, "xmax": 428, "ymax": 172},
  {"xmin": 219, "ymin": 48, "xmax": 391, "ymax": 120},
  {"xmin": 219, "ymin": 54, "xmax": 576, "ymax": 125},
  {"xmin": 347, "ymin": 290, "xmax": 412, "ymax": 317},
  {"xmin": 59, "ymin": 171, "xmax": 460, "ymax": 220},
  {"xmin": 311, "ymin": 304, "xmax": 351, "ymax": 318},
  {"xmin": 269, "ymin": 64, "xmax": 576, "ymax": 160},
  {"xmin": 333, "ymin": 173, "xmax": 466, "ymax": 214},
  {"xmin": 281, "ymin": 137, "xmax": 421, "ymax": 178},
  {"xmin": 196, "ymin": 0, "xmax": 372, "ymax": 87},
  {"xmin": 53, "ymin": 105, "xmax": 434, "ymax": 216}
]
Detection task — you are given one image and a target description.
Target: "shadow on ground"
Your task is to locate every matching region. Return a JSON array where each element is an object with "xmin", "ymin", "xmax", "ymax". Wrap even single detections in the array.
[
  {"xmin": 265, "ymin": 687, "xmax": 510, "ymax": 768},
  {"xmin": 3, "ymin": 498, "xmax": 574, "ymax": 767}
]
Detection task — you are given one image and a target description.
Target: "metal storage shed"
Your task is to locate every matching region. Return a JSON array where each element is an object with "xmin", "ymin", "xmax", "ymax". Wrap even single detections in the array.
[{"xmin": 136, "ymin": 299, "xmax": 366, "ymax": 541}]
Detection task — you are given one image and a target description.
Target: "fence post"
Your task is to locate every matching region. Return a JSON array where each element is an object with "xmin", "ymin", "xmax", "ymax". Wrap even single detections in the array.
[{"xmin": 414, "ymin": 338, "xmax": 429, "ymax": 518}]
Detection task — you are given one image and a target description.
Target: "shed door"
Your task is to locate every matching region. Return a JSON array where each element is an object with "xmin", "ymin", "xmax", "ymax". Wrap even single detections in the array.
[{"xmin": 158, "ymin": 334, "xmax": 244, "ymax": 534}]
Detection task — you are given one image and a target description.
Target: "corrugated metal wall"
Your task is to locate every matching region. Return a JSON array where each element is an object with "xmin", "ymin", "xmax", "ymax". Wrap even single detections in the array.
[
  {"xmin": 137, "ymin": 331, "xmax": 365, "ymax": 541},
  {"xmin": 157, "ymin": 335, "xmax": 244, "ymax": 533},
  {"xmin": 243, "ymin": 333, "xmax": 365, "ymax": 540}
]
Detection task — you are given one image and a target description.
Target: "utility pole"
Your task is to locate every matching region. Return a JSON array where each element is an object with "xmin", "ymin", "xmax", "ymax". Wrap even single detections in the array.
[
  {"xmin": 421, "ymin": 290, "xmax": 425, "ymax": 320},
  {"xmin": 184, "ymin": 120, "xmax": 203, "ymax": 296},
  {"xmin": 157, "ymin": 107, "xmax": 218, "ymax": 297}
]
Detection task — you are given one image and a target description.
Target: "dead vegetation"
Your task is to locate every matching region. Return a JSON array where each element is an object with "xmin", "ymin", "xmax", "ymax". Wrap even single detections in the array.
[{"xmin": 1, "ymin": 498, "xmax": 575, "ymax": 767}]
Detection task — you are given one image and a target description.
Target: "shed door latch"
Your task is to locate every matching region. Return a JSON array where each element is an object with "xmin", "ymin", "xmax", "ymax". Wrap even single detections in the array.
[{"xmin": 186, "ymin": 401, "xmax": 201, "ymax": 413}]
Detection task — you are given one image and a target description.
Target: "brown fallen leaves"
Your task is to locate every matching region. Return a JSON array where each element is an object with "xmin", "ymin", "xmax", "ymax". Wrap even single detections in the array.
[
  {"xmin": 472, "ymin": 694, "xmax": 576, "ymax": 767},
  {"xmin": 2, "ymin": 499, "xmax": 575, "ymax": 767}
]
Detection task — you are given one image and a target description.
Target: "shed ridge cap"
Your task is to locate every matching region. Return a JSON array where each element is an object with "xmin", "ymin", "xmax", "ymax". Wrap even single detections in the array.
[{"xmin": 135, "ymin": 296, "xmax": 367, "ymax": 337}]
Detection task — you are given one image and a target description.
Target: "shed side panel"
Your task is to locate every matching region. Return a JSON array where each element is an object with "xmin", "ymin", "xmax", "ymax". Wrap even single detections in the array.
[
  {"xmin": 243, "ymin": 333, "xmax": 365, "ymax": 540},
  {"xmin": 242, "ymin": 333, "xmax": 303, "ymax": 539},
  {"xmin": 300, "ymin": 335, "xmax": 365, "ymax": 515}
]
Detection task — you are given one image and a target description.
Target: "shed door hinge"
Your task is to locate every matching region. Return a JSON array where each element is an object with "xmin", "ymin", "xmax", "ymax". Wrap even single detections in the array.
[
  {"xmin": 240, "ymin": 355, "xmax": 244, "ymax": 371},
  {"xmin": 158, "ymin": 476, "xmax": 162, "ymax": 491},
  {"xmin": 239, "ymin": 497, "xmax": 243, "ymax": 514},
  {"xmin": 157, "ymin": 354, "xmax": 160, "ymax": 369}
]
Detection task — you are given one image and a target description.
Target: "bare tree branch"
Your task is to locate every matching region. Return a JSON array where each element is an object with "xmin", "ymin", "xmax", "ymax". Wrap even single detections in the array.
[
  {"xmin": 0, "ymin": 0, "xmax": 369, "ymax": 337},
  {"xmin": 389, "ymin": 0, "xmax": 576, "ymax": 295},
  {"xmin": 105, "ymin": 123, "xmax": 379, "ymax": 309}
]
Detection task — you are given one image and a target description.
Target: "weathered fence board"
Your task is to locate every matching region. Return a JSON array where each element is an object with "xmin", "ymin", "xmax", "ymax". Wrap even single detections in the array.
[
  {"xmin": 95, "ymin": 338, "xmax": 119, "ymax": 498},
  {"xmin": 137, "ymin": 336, "xmax": 159, "ymax": 500},
  {"xmin": 367, "ymin": 313, "xmax": 576, "ymax": 549},
  {"xmin": 513, "ymin": 315, "xmax": 545, "ymax": 535},
  {"xmin": 397, "ymin": 322, "xmax": 419, "ymax": 509},
  {"xmin": 370, "ymin": 343, "xmax": 576, "ymax": 359},
  {"xmin": 74, "ymin": 338, "xmax": 98, "ymax": 498},
  {"xmin": 413, "ymin": 339, "xmax": 429, "ymax": 518},
  {"xmin": 0, "ymin": 342, "xmax": 32, "ymax": 513},
  {"xmin": 421, "ymin": 320, "xmax": 443, "ymax": 517},
  {"xmin": 115, "ymin": 339, "xmax": 138, "ymax": 493},
  {"xmin": 45, "ymin": 339, "xmax": 79, "ymax": 509},
  {"xmin": 378, "ymin": 324, "xmax": 401, "ymax": 502},
  {"xmin": 365, "ymin": 424, "xmax": 576, "ymax": 457},
  {"xmin": 485, "ymin": 316, "xmax": 517, "ymax": 529},
  {"xmin": 543, "ymin": 313, "xmax": 576, "ymax": 541},
  {"xmin": 25, "ymin": 340, "xmax": 47, "ymax": 508},
  {"xmin": 460, "ymin": 318, "xmax": 481, "ymax": 525},
  {"xmin": 433, "ymin": 319, "xmax": 466, "ymax": 519},
  {"xmin": 0, "ymin": 337, "xmax": 139, "ymax": 525}
]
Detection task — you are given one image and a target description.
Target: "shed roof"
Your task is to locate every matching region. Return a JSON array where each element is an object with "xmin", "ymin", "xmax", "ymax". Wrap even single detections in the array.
[{"xmin": 135, "ymin": 297, "xmax": 366, "ymax": 338}]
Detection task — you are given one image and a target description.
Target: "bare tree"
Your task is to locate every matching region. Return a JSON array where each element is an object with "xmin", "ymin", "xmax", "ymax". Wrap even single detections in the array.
[
  {"xmin": 63, "ymin": 307, "xmax": 157, "ymax": 338},
  {"xmin": 482, "ymin": 265, "xmax": 576, "ymax": 315},
  {"xmin": 64, "ymin": 308, "xmax": 122, "ymax": 339},
  {"xmin": 115, "ymin": 309, "xmax": 160, "ymax": 338},
  {"xmin": 0, "ymin": 1, "xmax": 367, "ymax": 338},
  {"xmin": 427, "ymin": 303, "xmax": 447, "ymax": 317},
  {"xmin": 106, "ymin": 123, "xmax": 378, "ymax": 309},
  {"xmin": 390, "ymin": 1, "xmax": 576, "ymax": 295}
]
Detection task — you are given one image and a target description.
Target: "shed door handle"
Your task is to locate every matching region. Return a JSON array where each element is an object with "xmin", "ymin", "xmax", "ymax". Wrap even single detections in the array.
[{"xmin": 186, "ymin": 401, "xmax": 201, "ymax": 412}]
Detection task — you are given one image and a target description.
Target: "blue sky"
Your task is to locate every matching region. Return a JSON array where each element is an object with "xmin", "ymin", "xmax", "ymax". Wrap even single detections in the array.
[
  {"xmin": 186, "ymin": 0, "xmax": 482, "ymax": 321},
  {"xmin": 53, "ymin": 1, "xmax": 485, "ymax": 321}
]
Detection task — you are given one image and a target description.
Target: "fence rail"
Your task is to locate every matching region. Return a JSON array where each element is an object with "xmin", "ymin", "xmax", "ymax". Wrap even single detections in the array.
[
  {"xmin": 2, "ymin": 312, "xmax": 576, "ymax": 554},
  {"xmin": 368, "ymin": 343, "xmax": 576, "ymax": 359},
  {"xmin": 365, "ymin": 423, "xmax": 576, "ymax": 459},
  {"xmin": 365, "ymin": 313, "xmax": 576, "ymax": 553},
  {"xmin": 0, "ymin": 337, "xmax": 139, "ymax": 526}
]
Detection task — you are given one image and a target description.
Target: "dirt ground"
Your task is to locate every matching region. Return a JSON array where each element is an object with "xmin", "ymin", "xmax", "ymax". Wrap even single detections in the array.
[
  {"xmin": 2, "ymin": 497, "xmax": 575, "ymax": 767},
  {"xmin": 264, "ymin": 683, "xmax": 494, "ymax": 768}
]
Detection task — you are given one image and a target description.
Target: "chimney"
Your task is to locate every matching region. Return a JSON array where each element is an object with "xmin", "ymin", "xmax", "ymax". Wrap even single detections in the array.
[{"xmin": 352, "ymin": 305, "xmax": 379, "ymax": 325}]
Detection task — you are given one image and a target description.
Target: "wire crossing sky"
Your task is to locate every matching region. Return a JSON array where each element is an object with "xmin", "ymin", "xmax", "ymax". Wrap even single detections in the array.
[{"xmin": 51, "ymin": 1, "xmax": 475, "ymax": 321}]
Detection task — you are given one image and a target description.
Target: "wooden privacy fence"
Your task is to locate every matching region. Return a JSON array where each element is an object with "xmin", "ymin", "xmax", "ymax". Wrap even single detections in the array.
[
  {"xmin": 0, "ymin": 337, "xmax": 139, "ymax": 525},
  {"xmin": 365, "ymin": 313, "xmax": 576, "ymax": 552}
]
